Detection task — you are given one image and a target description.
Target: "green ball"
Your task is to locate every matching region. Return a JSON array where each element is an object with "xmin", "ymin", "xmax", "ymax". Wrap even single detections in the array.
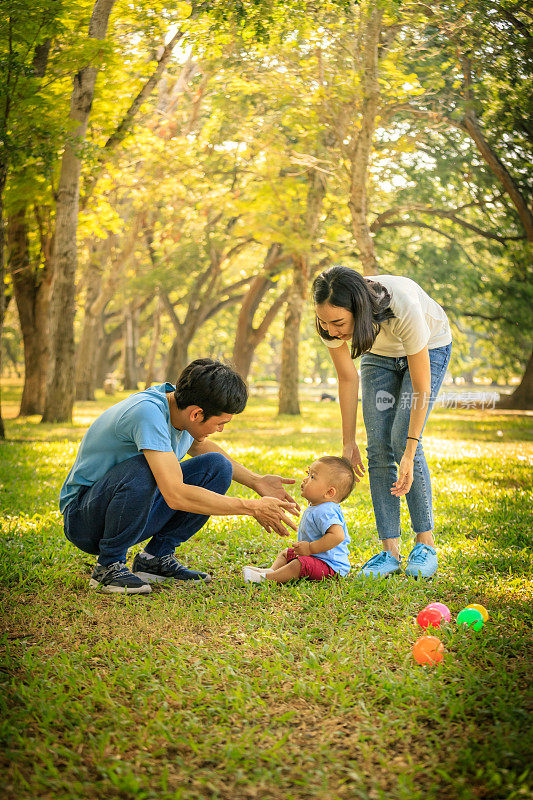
[{"xmin": 457, "ymin": 607, "xmax": 484, "ymax": 631}]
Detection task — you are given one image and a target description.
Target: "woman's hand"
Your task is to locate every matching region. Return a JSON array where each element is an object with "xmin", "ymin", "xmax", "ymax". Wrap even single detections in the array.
[
  {"xmin": 342, "ymin": 443, "xmax": 366, "ymax": 481},
  {"xmin": 391, "ymin": 454, "xmax": 414, "ymax": 497}
]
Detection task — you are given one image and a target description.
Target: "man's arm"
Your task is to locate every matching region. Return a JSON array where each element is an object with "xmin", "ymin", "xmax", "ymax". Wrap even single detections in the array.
[
  {"xmin": 188, "ymin": 438, "xmax": 299, "ymax": 506},
  {"xmin": 143, "ymin": 449, "xmax": 298, "ymax": 536}
]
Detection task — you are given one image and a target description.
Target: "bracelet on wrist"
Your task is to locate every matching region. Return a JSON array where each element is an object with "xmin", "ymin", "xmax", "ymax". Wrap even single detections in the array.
[{"xmin": 407, "ymin": 436, "xmax": 419, "ymax": 442}]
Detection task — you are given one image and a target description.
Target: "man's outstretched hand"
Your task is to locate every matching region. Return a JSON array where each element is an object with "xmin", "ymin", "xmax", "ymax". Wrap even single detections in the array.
[
  {"xmin": 254, "ymin": 474, "xmax": 300, "ymax": 511},
  {"xmin": 251, "ymin": 496, "xmax": 300, "ymax": 537}
]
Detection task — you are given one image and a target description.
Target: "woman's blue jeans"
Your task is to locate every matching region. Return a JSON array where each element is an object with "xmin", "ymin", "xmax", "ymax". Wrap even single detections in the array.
[
  {"xmin": 63, "ymin": 452, "xmax": 233, "ymax": 566},
  {"xmin": 360, "ymin": 344, "xmax": 452, "ymax": 540}
]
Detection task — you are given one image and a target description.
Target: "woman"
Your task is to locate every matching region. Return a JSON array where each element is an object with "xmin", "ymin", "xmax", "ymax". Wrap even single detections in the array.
[{"xmin": 313, "ymin": 266, "xmax": 452, "ymax": 579}]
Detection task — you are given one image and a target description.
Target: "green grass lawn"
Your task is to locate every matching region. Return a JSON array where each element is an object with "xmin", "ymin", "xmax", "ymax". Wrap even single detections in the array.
[{"xmin": 1, "ymin": 388, "xmax": 532, "ymax": 800}]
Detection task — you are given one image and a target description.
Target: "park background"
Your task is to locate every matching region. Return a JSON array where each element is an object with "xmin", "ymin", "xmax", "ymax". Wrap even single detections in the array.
[{"xmin": 1, "ymin": 2, "xmax": 532, "ymax": 799}]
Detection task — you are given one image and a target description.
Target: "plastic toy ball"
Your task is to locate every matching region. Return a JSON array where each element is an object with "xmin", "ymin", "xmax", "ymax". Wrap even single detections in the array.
[
  {"xmin": 425, "ymin": 602, "xmax": 451, "ymax": 622},
  {"xmin": 412, "ymin": 636, "xmax": 444, "ymax": 665},
  {"xmin": 417, "ymin": 607, "xmax": 444, "ymax": 630},
  {"xmin": 457, "ymin": 607, "xmax": 484, "ymax": 630},
  {"xmin": 466, "ymin": 603, "xmax": 489, "ymax": 622}
]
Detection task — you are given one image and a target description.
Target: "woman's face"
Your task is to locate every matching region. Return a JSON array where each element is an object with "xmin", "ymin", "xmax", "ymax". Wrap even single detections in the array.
[{"xmin": 315, "ymin": 302, "xmax": 354, "ymax": 341}]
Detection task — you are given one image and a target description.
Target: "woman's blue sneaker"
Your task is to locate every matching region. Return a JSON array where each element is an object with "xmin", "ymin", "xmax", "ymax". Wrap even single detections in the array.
[
  {"xmin": 405, "ymin": 543, "xmax": 438, "ymax": 579},
  {"xmin": 359, "ymin": 551, "xmax": 402, "ymax": 578}
]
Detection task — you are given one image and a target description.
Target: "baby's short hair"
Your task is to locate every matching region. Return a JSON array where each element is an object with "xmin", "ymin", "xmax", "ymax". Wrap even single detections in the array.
[{"xmin": 317, "ymin": 456, "xmax": 356, "ymax": 502}]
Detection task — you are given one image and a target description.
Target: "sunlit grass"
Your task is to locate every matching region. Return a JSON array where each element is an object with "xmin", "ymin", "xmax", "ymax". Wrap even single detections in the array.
[{"xmin": 1, "ymin": 391, "xmax": 532, "ymax": 800}]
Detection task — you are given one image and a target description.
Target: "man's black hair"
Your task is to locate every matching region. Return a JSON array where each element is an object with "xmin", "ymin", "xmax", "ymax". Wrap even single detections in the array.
[
  {"xmin": 313, "ymin": 265, "xmax": 395, "ymax": 359},
  {"xmin": 174, "ymin": 359, "xmax": 247, "ymax": 421}
]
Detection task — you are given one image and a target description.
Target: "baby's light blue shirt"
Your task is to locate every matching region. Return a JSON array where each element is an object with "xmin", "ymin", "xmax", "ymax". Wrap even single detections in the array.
[
  {"xmin": 298, "ymin": 501, "xmax": 351, "ymax": 576},
  {"xmin": 59, "ymin": 383, "xmax": 193, "ymax": 513}
]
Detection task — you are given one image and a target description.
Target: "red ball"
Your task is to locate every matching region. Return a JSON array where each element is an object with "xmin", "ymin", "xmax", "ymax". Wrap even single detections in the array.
[
  {"xmin": 426, "ymin": 602, "xmax": 451, "ymax": 622},
  {"xmin": 413, "ymin": 636, "xmax": 444, "ymax": 665},
  {"xmin": 417, "ymin": 607, "xmax": 444, "ymax": 630}
]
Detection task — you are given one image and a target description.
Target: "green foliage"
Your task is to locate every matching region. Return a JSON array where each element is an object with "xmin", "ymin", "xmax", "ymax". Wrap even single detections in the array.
[{"xmin": 2, "ymin": 0, "xmax": 531, "ymax": 392}]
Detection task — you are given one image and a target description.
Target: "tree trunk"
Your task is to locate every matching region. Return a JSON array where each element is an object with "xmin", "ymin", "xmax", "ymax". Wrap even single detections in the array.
[
  {"xmin": 348, "ymin": 0, "xmax": 382, "ymax": 276},
  {"xmin": 7, "ymin": 208, "xmax": 52, "ymax": 415},
  {"xmin": 232, "ymin": 273, "xmax": 289, "ymax": 381},
  {"xmin": 498, "ymin": 350, "xmax": 533, "ymax": 410},
  {"xmin": 75, "ymin": 309, "xmax": 103, "ymax": 400},
  {"xmin": 278, "ymin": 256, "xmax": 308, "ymax": 415},
  {"xmin": 123, "ymin": 302, "xmax": 140, "ymax": 391},
  {"xmin": 76, "ymin": 219, "xmax": 143, "ymax": 399},
  {"xmin": 42, "ymin": 0, "xmax": 116, "ymax": 422},
  {"xmin": 95, "ymin": 318, "xmax": 122, "ymax": 387},
  {"xmin": 314, "ymin": 348, "xmax": 329, "ymax": 385},
  {"xmin": 145, "ymin": 292, "xmax": 161, "ymax": 388},
  {"xmin": 277, "ymin": 155, "xmax": 327, "ymax": 415},
  {"xmin": 0, "ymin": 165, "xmax": 6, "ymax": 438},
  {"xmin": 166, "ymin": 336, "xmax": 189, "ymax": 383},
  {"xmin": 75, "ymin": 262, "xmax": 104, "ymax": 401}
]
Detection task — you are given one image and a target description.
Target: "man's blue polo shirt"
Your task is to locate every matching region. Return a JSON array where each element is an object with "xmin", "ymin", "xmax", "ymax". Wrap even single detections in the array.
[{"xmin": 59, "ymin": 383, "xmax": 193, "ymax": 513}]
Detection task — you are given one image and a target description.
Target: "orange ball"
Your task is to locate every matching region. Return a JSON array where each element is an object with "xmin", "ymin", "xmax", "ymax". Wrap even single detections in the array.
[{"xmin": 412, "ymin": 635, "xmax": 444, "ymax": 665}]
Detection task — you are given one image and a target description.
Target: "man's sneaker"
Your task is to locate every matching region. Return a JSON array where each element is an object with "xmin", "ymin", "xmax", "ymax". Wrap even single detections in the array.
[
  {"xmin": 405, "ymin": 543, "xmax": 438, "ymax": 579},
  {"xmin": 89, "ymin": 562, "xmax": 152, "ymax": 594},
  {"xmin": 358, "ymin": 551, "xmax": 402, "ymax": 579},
  {"xmin": 132, "ymin": 552, "xmax": 212, "ymax": 584}
]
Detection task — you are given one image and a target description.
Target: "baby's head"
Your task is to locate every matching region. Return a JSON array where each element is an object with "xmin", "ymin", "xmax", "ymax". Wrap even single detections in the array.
[{"xmin": 300, "ymin": 456, "xmax": 356, "ymax": 506}]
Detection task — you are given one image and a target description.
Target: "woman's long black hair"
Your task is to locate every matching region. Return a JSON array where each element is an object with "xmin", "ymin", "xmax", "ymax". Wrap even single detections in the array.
[{"xmin": 312, "ymin": 266, "xmax": 395, "ymax": 359}]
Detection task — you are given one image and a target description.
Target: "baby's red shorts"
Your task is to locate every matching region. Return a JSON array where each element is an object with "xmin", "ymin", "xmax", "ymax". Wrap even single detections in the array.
[{"xmin": 286, "ymin": 547, "xmax": 337, "ymax": 581}]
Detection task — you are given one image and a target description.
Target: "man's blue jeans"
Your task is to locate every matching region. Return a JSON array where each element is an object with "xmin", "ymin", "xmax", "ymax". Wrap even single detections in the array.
[
  {"xmin": 360, "ymin": 344, "xmax": 452, "ymax": 540},
  {"xmin": 63, "ymin": 452, "xmax": 233, "ymax": 567}
]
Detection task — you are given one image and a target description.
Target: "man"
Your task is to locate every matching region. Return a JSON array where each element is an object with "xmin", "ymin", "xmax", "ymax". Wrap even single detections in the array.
[{"xmin": 60, "ymin": 359, "xmax": 298, "ymax": 594}]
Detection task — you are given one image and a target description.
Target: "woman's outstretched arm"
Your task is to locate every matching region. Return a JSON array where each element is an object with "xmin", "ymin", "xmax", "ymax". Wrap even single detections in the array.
[{"xmin": 329, "ymin": 343, "xmax": 365, "ymax": 480}]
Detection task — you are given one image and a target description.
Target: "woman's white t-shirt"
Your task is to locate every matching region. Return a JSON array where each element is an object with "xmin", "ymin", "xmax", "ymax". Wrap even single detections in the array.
[{"xmin": 322, "ymin": 274, "xmax": 452, "ymax": 358}]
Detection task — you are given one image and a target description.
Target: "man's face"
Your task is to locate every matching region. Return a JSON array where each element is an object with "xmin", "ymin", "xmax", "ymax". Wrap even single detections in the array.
[{"xmin": 188, "ymin": 410, "xmax": 233, "ymax": 442}]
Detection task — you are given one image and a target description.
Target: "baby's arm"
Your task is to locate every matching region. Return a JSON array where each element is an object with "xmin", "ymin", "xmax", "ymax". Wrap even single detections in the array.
[{"xmin": 292, "ymin": 525, "xmax": 344, "ymax": 556}]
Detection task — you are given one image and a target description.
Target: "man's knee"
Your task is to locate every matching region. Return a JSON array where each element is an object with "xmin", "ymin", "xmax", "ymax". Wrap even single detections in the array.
[{"xmin": 203, "ymin": 452, "xmax": 233, "ymax": 492}]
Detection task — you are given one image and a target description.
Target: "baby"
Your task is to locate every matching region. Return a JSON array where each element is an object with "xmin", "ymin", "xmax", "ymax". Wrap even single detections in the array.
[{"xmin": 243, "ymin": 456, "xmax": 354, "ymax": 584}]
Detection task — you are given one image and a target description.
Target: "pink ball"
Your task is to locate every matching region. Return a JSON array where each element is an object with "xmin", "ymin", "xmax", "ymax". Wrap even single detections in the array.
[
  {"xmin": 417, "ymin": 607, "xmax": 444, "ymax": 630},
  {"xmin": 425, "ymin": 602, "xmax": 451, "ymax": 622}
]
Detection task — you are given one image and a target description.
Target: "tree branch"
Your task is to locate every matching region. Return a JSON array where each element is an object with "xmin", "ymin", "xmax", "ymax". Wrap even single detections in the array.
[
  {"xmin": 371, "ymin": 205, "xmax": 524, "ymax": 242},
  {"xmin": 441, "ymin": 305, "xmax": 519, "ymax": 327},
  {"xmin": 160, "ymin": 288, "xmax": 183, "ymax": 333},
  {"xmin": 375, "ymin": 219, "xmax": 457, "ymax": 241},
  {"xmin": 254, "ymin": 287, "xmax": 290, "ymax": 338},
  {"xmin": 82, "ymin": 25, "xmax": 188, "ymax": 203},
  {"xmin": 202, "ymin": 293, "xmax": 246, "ymax": 323}
]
